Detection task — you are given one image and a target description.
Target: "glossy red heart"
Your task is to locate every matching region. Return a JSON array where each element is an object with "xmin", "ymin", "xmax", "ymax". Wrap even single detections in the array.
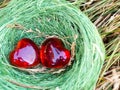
[
  {"xmin": 9, "ymin": 38, "xmax": 40, "ymax": 68},
  {"xmin": 40, "ymin": 37, "xmax": 71, "ymax": 68}
]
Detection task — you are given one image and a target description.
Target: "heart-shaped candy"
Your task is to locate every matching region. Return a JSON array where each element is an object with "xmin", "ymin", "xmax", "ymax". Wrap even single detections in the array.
[
  {"xmin": 40, "ymin": 37, "xmax": 71, "ymax": 68},
  {"xmin": 9, "ymin": 38, "xmax": 40, "ymax": 68}
]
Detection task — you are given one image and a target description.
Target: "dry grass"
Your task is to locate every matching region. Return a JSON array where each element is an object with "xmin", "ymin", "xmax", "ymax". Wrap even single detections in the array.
[
  {"xmin": 0, "ymin": 0, "xmax": 10, "ymax": 8},
  {"xmin": 76, "ymin": 0, "xmax": 120, "ymax": 89},
  {"xmin": 0, "ymin": 0, "xmax": 120, "ymax": 90}
]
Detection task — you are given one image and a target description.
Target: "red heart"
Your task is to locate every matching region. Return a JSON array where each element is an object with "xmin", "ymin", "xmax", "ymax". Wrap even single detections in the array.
[
  {"xmin": 40, "ymin": 37, "xmax": 71, "ymax": 68},
  {"xmin": 9, "ymin": 38, "xmax": 40, "ymax": 68}
]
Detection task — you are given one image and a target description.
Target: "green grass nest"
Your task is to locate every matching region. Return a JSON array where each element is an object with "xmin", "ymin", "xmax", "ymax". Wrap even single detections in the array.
[{"xmin": 0, "ymin": 0, "xmax": 105, "ymax": 90}]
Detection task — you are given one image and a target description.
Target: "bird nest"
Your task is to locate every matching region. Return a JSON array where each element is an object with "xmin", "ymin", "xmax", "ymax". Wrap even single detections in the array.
[{"xmin": 0, "ymin": 0, "xmax": 105, "ymax": 90}]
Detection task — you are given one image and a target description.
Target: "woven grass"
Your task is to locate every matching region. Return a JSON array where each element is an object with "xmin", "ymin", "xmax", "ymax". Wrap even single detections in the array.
[{"xmin": 0, "ymin": 0, "xmax": 105, "ymax": 90}]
